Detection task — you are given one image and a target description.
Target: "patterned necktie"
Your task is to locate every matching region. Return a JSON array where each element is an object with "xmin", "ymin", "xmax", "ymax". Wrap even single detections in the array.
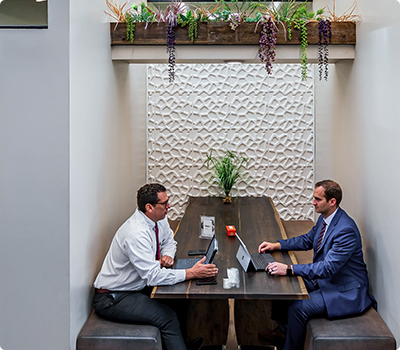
[
  {"xmin": 317, "ymin": 220, "xmax": 327, "ymax": 250},
  {"xmin": 312, "ymin": 221, "xmax": 327, "ymax": 290},
  {"xmin": 155, "ymin": 223, "xmax": 161, "ymax": 260}
]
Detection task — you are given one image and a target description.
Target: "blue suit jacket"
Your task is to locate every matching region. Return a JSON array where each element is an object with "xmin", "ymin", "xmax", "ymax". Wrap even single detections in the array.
[{"xmin": 279, "ymin": 208, "xmax": 373, "ymax": 318}]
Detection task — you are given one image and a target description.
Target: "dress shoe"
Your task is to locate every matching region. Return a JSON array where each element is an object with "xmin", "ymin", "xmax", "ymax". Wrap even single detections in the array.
[
  {"xmin": 186, "ymin": 337, "xmax": 203, "ymax": 350},
  {"xmin": 259, "ymin": 327, "xmax": 286, "ymax": 343}
]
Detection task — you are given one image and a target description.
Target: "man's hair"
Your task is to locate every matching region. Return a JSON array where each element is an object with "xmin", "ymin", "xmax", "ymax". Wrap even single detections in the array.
[
  {"xmin": 315, "ymin": 180, "xmax": 342, "ymax": 206},
  {"xmin": 137, "ymin": 183, "xmax": 166, "ymax": 213}
]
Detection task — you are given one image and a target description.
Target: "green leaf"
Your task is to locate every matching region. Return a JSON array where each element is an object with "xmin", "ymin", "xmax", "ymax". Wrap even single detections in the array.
[{"xmin": 205, "ymin": 149, "xmax": 248, "ymax": 197}]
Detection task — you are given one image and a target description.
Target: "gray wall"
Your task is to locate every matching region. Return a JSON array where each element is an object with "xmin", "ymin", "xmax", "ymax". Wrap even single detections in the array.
[
  {"xmin": 0, "ymin": 1, "xmax": 70, "ymax": 349},
  {"xmin": 0, "ymin": 0, "xmax": 146, "ymax": 349},
  {"xmin": 314, "ymin": 0, "xmax": 400, "ymax": 344},
  {"xmin": 69, "ymin": 0, "xmax": 146, "ymax": 348}
]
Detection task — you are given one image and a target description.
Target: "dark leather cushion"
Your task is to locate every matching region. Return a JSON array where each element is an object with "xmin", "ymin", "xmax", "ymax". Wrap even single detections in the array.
[
  {"xmin": 304, "ymin": 307, "xmax": 396, "ymax": 350},
  {"xmin": 77, "ymin": 311, "xmax": 162, "ymax": 350}
]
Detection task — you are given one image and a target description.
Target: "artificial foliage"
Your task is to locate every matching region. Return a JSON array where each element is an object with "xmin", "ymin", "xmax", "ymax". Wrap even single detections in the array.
[
  {"xmin": 285, "ymin": 20, "xmax": 293, "ymax": 40},
  {"xmin": 205, "ymin": 150, "xmax": 247, "ymax": 204},
  {"xmin": 165, "ymin": 1, "xmax": 186, "ymax": 82},
  {"xmin": 105, "ymin": 0, "xmax": 359, "ymax": 82},
  {"xmin": 318, "ymin": 19, "xmax": 332, "ymax": 81},
  {"xmin": 228, "ymin": 13, "xmax": 243, "ymax": 30},
  {"xmin": 291, "ymin": 5, "xmax": 324, "ymax": 80},
  {"xmin": 126, "ymin": 13, "xmax": 135, "ymax": 44},
  {"xmin": 166, "ymin": 22, "xmax": 176, "ymax": 82},
  {"xmin": 178, "ymin": 11, "xmax": 199, "ymax": 42},
  {"xmin": 258, "ymin": 17, "xmax": 277, "ymax": 75},
  {"xmin": 294, "ymin": 19, "xmax": 308, "ymax": 80},
  {"xmin": 188, "ymin": 18, "xmax": 198, "ymax": 42}
]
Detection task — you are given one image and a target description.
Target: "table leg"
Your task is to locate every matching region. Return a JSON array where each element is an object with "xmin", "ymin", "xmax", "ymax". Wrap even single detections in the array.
[
  {"xmin": 234, "ymin": 299, "xmax": 278, "ymax": 350},
  {"xmin": 225, "ymin": 299, "xmax": 239, "ymax": 350}
]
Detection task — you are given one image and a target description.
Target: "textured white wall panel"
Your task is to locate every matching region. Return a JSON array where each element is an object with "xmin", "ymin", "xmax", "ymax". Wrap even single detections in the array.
[{"xmin": 147, "ymin": 63, "xmax": 314, "ymax": 220}]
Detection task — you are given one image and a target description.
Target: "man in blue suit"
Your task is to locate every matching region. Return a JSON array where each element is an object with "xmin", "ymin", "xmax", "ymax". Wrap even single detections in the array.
[{"xmin": 258, "ymin": 180, "xmax": 374, "ymax": 350}]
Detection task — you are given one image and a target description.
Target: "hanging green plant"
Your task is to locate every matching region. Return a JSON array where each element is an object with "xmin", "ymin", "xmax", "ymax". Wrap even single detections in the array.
[
  {"xmin": 188, "ymin": 18, "xmax": 198, "ymax": 42},
  {"xmin": 126, "ymin": 13, "xmax": 135, "ymax": 44},
  {"xmin": 123, "ymin": 3, "xmax": 159, "ymax": 44},
  {"xmin": 178, "ymin": 11, "xmax": 199, "ymax": 43},
  {"xmin": 294, "ymin": 19, "xmax": 308, "ymax": 80},
  {"xmin": 285, "ymin": 19, "xmax": 293, "ymax": 40},
  {"xmin": 291, "ymin": 5, "xmax": 324, "ymax": 80}
]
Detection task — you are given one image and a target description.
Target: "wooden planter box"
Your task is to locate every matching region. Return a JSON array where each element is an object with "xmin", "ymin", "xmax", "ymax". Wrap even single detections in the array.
[{"xmin": 110, "ymin": 21, "xmax": 356, "ymax": 46}]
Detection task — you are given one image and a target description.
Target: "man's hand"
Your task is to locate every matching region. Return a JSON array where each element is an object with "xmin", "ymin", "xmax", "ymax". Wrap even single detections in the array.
[
  {"xmin": 160, "ymin": 255, "xmax": 174, "ymax": 268},
  {"xmin": 266, "ymin": 262, "xmax": 289, "ymax": 276},
  {"xmin": 258, "ymin": 241, "xmax": 281, "ymax": 253},
  {"xmin": 185, "ymin": 256, "xmax": 218, "ymax": 280}
]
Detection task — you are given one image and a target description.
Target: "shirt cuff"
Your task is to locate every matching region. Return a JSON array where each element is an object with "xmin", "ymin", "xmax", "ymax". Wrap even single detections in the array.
[{"xmin": 174, "ymin": 269, "xmax": 186, "ymax": 284}]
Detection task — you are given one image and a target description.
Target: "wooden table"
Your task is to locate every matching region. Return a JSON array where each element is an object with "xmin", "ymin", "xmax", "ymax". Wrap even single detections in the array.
[
  {"xmin": 152, "ymin": 196, "xmax": 309, "ymax": 348},
  {"xmin": 153, "ymin": 196, "xmax": 308, "ymax": 300}
]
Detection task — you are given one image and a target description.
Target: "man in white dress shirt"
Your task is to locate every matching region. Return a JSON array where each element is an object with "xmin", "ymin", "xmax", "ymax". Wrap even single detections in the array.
[{"xmin": 93, "ymin": 183, "xmax": 218, "ymax": 350}]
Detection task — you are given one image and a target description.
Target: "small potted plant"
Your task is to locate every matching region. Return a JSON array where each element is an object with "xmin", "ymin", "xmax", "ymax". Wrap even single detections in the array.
[{"xmin": 205, "ymin": 150, "xmax": 247, "ymax": 204}]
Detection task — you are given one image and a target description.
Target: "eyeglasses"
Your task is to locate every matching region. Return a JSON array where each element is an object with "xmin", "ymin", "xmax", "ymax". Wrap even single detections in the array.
[{"xmin": 154, "ymin": 199, "xmax": 169, "ymax": 208}]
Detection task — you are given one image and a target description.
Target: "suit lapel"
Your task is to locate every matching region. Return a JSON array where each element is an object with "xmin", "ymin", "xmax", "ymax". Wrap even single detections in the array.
[{"xmin": 315, "ymin": 208, "xmax": 343, "ymax": 254}]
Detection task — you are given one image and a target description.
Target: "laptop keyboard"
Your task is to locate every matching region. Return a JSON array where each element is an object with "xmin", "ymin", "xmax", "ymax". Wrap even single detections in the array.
[
  {"xmin": 178, "ymin": 258, "xmax": 201, "ymax": 268},
  {"xmin": 250, "ymin": 252, "xmax": 275, "ymax": 270}
]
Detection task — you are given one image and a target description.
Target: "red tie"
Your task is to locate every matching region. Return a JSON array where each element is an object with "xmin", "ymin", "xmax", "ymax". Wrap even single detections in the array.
[
  {"xmin": 155, "ymin": 223, "xmax": 161, "ymax": 260},
  {"xmin": 317, "ymin": 221, "xmax": 327, "ymax": 250}
]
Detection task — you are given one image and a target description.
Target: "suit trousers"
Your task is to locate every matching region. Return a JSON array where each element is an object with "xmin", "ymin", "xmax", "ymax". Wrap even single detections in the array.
[
  {"xmin": 93, "ymin": 290, "xmax": 187, "ymax": 350},
  {"xmin": 282, "ymin": 289, "xmax": 327, "ymax": 350}
]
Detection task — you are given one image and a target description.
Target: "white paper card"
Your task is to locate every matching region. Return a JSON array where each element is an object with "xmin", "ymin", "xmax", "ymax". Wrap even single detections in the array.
[{"xmin": 200, "ymin": 215, "xmax": 215, "ymax": 238}]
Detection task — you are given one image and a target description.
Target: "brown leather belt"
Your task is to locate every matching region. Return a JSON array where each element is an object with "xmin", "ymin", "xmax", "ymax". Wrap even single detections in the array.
[
  {"xmin": 95, "ymin": 288, "xmax": 111, "ymax": 294},
  {"xmin": 95, "ymin": 287, "xmax": 153, "ymax": 295}
]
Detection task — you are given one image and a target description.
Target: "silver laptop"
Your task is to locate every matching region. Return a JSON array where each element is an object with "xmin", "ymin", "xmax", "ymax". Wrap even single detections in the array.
[
  {"xmin": 175, "ymin": 235, "xmax": 219, "ymax": 269},
  {"xmin": 236, "ymin": 233, "xmax": 275, "ymax": 271}
]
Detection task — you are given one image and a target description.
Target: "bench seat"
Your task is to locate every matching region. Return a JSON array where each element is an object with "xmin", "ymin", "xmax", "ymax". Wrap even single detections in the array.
[
  {"xmin": 304, "ymin": 307, "xmax": 396, "ymax": 350},
  {"xmin": 77, "ymin": 311, "xmax": 162, "ymax": 350}
]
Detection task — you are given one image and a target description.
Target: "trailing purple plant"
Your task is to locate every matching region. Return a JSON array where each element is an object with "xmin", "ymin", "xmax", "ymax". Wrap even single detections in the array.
[
  {"xmin": 166, "ymin": 21, "xmax": 176, "ymax": 82},
  {"xmin": 258, "ymin": 16, "xmax": 277, "ymax": 75},
  {"xmin": 318, "ymin": 19, "xmax": 332, "ymax": 81},
  {"xmin": 164, "ymin": 0, "xmax": 185, "ymax": 83}
]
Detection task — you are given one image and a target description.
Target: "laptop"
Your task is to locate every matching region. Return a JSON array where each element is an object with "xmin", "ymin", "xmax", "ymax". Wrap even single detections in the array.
[
  {"xmin": 175, "ymin": 235, "xmax": 219, "ymax": 269},
  {"xmin": 236, "ymin": 233, "xmax": 275, "ymax": 271}
]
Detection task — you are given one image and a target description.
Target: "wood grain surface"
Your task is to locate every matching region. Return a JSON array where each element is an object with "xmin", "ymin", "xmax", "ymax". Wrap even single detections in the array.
[
  {"xmin": 111, "ymin": 22, "xmax": 356, "ymax": 45},
  {"xmin": 153, "ymin": 196, "xmax": 308, "ymax": 300}
]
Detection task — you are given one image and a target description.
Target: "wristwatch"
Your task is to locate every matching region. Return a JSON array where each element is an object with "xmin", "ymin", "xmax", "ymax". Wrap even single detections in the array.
[{"xmin": 286, "ymin": 265, "xmax": 293, "ymax": 276}]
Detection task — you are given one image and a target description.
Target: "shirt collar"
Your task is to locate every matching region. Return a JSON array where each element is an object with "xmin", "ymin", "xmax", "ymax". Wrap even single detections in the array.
[
  {"xmin": 324, "ymin": 207, "xmax": 339, "ymax": 227},
  {"xmin": 137, "ymin": 208, "xmax": 157, "ymax": 229}
]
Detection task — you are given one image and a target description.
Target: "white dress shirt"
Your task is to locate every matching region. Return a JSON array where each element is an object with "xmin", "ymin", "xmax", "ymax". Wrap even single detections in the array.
[{"xmin": 94, "ymin": 208, "xmax": 186, "ymax": 291}]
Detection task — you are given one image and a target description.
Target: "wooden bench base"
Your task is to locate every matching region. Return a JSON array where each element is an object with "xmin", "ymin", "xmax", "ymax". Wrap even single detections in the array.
[
  {"xmin": 77, "ymin": 311, "xmax": 162, "ymax": 350},
  {"xmin": 304, "ymin": 307, "xmax": 396, "ymax": 350}
]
